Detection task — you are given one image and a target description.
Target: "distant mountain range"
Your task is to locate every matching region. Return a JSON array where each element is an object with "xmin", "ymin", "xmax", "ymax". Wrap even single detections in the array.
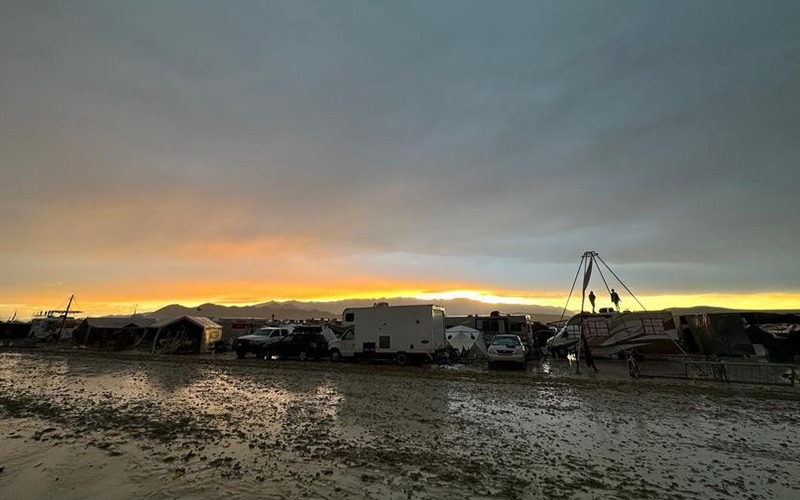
[
  {"xmin": 144, "ymin": 299, "xmax": 799, "ymax": 325},
  {"xmin": 147, "ymin": 297, "xmax": 572, "ymax": 323},
  {"xmin": 148, "ymin": 302, "xmax": 337, "ymax": 321}
]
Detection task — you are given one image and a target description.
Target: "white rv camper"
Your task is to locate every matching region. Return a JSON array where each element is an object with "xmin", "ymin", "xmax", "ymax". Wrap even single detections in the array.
[{"xmin": 328, "ymin": 304, "xmax": 447, "ymax": 365}]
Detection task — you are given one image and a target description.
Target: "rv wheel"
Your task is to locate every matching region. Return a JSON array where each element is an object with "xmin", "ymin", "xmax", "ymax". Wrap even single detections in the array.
[
  {"xmin": 330, "ymin": 350, "xmax": 342, "ymax": 363},
  {"xmin": 396, "ymin": 352, "xmax": 409, "ymax": 366}
]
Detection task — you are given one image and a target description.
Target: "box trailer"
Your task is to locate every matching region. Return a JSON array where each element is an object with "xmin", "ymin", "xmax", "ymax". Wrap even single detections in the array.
[{"xmin": 328, "ymin": 304, "xmax": 447, "ymax": 365}]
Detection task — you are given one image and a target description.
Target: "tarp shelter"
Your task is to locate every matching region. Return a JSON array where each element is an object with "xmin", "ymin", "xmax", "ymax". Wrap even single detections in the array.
[
  {"xmin": 73, "ymin": 316, "xmax": 156, "ymax": 350},
  {"xmin": 679, "ymin": 313, "xmax": 755, "ymax": 357},
  {"xmin": 148, "ymin": 316, "xmax": 223, "ymax": 354},
  {"xmin": 680, "ymin": 312, "xmax": 800, "ymax": 361},
  {"xmin": 446, "ymin": 326, "xmax": 487, "ymax": 360}
]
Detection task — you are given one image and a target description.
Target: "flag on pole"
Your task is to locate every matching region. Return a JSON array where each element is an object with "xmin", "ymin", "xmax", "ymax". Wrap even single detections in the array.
[{"xmin": 582, "ymin": 257, "xmax": 593, "ymax": 293}]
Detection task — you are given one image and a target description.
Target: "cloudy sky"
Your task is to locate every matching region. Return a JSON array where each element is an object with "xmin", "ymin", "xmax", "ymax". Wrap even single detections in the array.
[{"xmin": 1, "ymin": 1, "xmax": 799, "ymax": 318}]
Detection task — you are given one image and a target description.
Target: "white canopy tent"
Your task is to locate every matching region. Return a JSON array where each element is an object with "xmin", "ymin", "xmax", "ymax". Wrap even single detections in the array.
[{"xmin": 446, "ymin": 326, "xmax": 488, "ymax": 359}]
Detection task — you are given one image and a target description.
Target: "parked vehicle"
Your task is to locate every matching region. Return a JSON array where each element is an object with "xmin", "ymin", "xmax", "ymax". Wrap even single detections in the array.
[
  {"xmin": 264, "ymin": 331, "xmax": 329, "ymax": 361},
  {"xmin": 487, "ymin": 334, "xmax": 528, "ymax": 369},
  {"xmin": 328, "ymin": 304, "xmax": 447, "ymax": 365},
  {"xmin": 445, "ymin": 311, "xmax": 546, "ymax": 358},
  {"xmin": 233, "ymin": 326, "xmax": 294, "ymax": 358}
]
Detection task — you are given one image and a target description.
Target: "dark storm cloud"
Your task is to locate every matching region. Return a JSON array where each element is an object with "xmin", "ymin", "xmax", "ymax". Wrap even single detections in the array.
[{"xmin": 1, "ymin": 0, "xmax": 799, "ymax": 296}]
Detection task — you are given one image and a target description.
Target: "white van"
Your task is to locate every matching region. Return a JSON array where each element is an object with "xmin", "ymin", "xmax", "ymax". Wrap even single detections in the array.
[{"xmin": 328, "ymin": 304, "xmax": 447, "ymax": 365}]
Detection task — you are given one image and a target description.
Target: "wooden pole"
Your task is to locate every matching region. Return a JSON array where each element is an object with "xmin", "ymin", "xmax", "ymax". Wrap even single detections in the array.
[{"xmin": 55, "ymin": 295, "xmax": 74, "ymax": 349}]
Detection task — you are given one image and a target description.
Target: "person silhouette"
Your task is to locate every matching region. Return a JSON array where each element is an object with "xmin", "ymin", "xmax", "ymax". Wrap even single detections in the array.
[
  {"xmin": 610, "ymin": 289, "xmax": 621, "ymax": 311},
  {"xmin": 588, "ymin": 290, "xmax": 596, "ymax": 313}
]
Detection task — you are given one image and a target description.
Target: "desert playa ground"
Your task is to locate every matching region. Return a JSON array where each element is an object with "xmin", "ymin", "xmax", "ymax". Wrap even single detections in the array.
[{"xmin": 1, "ymin": 350, "xmax": 798, "ymax": 499}]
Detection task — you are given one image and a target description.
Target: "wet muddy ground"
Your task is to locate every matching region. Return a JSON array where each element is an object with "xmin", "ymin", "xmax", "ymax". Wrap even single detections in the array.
[{"xmin": 1, "ymin": 350, "xmax": 799, "ymax": 499}]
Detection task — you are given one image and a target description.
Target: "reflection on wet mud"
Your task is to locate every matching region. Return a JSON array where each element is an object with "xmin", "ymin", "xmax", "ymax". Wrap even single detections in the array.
[{"xmin": 1, "ymin": 351, "xmax": 799, "ymax": 500}]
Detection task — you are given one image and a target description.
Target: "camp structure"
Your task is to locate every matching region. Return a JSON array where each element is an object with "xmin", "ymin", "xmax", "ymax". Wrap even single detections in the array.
[
  {"xmin": 72, "ymin": 316, "xmax": 156, "ymax": 350},
  {"xmin": 445, "ymin": 325, "xmax": 487, "ymax": 361},
  {"xmin": 147, "ymin": 316, "xmax": 223, "ymax": 354},
  {"xmin": 446, "ymin": 312, "xmax": 548, "ymax": 351},
  {"xmin": 548, "ymin": 310, "xmax": 684, "ymax": 358},
  {"xmin": 679, "ymin": 312, "xmax": 800, "ymax": 362},
  {"xmin": 1, "ymin": 321, "xmax": 32, "ymax": 346}
]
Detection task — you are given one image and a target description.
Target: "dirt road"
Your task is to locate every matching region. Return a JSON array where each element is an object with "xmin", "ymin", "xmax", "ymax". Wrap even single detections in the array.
[{"xmin": 1, "ymin": 350, "xmax": 798, "ymax": 499}]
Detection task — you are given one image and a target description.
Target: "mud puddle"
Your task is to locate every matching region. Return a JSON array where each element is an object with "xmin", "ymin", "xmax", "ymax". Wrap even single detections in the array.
[{"xmin": 1, "ymin": 351, "xmax": 798, "ymax": 499}]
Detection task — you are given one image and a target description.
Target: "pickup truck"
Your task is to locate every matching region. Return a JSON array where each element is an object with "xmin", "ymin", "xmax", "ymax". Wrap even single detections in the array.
[{"xmin": 233, "ymin": 326, "xmax": 293, "ymax": 358}]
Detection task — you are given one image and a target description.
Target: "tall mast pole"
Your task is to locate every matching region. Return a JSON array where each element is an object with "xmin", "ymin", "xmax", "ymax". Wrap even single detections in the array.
[
  {"xmin": 55, "ymin": 295, "xmax": 74, "ymax": 348},
  {"xmin": 579, "ymin": 253, "xmax": 587, "ymax": 313}
]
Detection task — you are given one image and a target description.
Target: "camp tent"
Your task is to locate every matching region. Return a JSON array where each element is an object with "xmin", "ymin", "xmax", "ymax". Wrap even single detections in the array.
[
  {"xmin": 446, "ymin": 325, "xmax": 487, "ymax": 360},
  {"xmin": 73, "ymin": 316, "xmax": 156, "ymax": 349},
  {"xmin": 148, "ymin": 316, "xmax": 223, "ymax": 354}
]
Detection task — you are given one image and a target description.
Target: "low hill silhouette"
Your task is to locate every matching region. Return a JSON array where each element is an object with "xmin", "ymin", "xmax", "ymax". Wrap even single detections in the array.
[
  {"xmin": 146, "ymin": 299, "xmax": 798, "ymax": 323},
  {"xmin": 148, "ymin": 297, "xmax": 571, "ymax": 323}
]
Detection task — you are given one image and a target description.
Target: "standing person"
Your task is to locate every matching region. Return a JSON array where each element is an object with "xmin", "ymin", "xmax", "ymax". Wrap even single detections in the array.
[
  {"xmin": 588, "ymin": 290, "xmax": 596, "ymax": 313},
  {"xmin": 610, "ymin": 289, "xmax": 621, "ymax": 311},
  {"xmin": 581, "ymin": 331, "xmax": 599, "ymax": 372}
]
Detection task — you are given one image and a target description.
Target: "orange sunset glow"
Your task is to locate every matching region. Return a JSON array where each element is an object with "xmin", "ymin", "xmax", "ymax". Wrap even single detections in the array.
[
  {"xmin": 3, "ymin": 281, "xmax": 799, "ymax": 320},
  {"xmin": 1, "ymin": 1, "xmax": 798, "ymax": 322}
]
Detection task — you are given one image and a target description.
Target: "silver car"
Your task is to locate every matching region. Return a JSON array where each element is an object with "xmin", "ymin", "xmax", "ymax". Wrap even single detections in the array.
[{"xmin": 487, "ymin": 334, "xmax": 528, "ymax": 369}]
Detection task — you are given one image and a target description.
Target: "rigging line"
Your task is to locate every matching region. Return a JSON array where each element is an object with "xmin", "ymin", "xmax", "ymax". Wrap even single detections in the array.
[
  {"xmin": 55, "ymin": 296, "xmax": 68, "ymax": 312},
  {"xmin": 595, "ymin": 257, "xmax": 613, "ymax": 298},
  {"xmin": 596, "ymin": 254, "xmax": 647, "ymax": 311},
  {"xmin": 560, "ymin": 254, "xmax": 585, "ymax": 323},
  {"xmin": 595, "ymin": 257, "xmax": 633, "ymax": 334}
]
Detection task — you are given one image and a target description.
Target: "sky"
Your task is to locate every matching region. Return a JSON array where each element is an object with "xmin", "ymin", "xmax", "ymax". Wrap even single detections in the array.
[{"xmin": 1, "ymin": 1, "xmax": 799, "ymax": 319}]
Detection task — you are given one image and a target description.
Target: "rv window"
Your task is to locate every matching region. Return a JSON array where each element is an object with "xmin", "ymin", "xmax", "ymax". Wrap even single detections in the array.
[
  {"xmin": 379, "ymin": 335, "xmax": 391, "ymax": 349},
  {"xmin": 483, "ymin": 321, "xmax": 501, "ymax": 333},
  {"xmin": 344, "ymin": 313, "xmax": 354, "ymax": 322}
]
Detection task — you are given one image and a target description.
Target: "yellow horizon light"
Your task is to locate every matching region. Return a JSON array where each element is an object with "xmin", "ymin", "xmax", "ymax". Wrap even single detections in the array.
[{"xmin": 2, "ymin": 288, "xmax": 798, "ymax": 320}]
